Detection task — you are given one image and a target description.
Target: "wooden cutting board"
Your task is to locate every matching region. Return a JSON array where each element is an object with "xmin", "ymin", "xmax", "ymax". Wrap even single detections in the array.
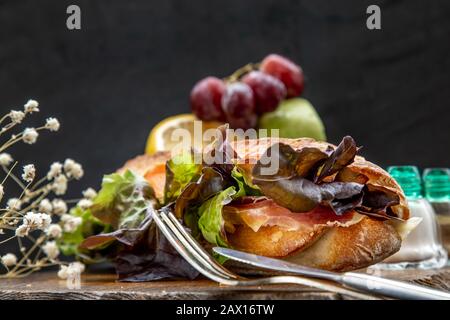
[{"xmin": 0, "ymin": 266, "xmax": 449, "ymax": 300}]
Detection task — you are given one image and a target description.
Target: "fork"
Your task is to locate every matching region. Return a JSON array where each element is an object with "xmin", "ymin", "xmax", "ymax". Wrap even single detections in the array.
[{"xmin": 153, "ymin": 208, "xmax": 381, "ymax": 300}]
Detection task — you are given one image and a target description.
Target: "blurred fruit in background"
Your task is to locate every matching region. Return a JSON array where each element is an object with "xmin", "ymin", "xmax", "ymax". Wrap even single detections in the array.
[
  {"xmin": 190, "ymin": 54, "xmax": 310, "ymax": 130},
  {"xmin": 145, "ymin": 114, "xmax": 223, "ymax": 155},
  {"xmin": 259, "ymin": 98, "xmax": 326, "ymax": 141},
  {"xmin": 242, "ymin": 71, "xmax": 286, "ymax": 115},
  {"xmin": 190, "ymin": 77, "xmax": 226, "ymax": 121},
  {"xmin": 221, "ymin": 82, "xmax": 256, "ymax": 130},
  {"xmin": 147, "ymin": 53, "xmax": 326, "ymax": 154},
  {"xmin": 260, "ymin": 54, "xmax": 304, "ymax": 97}
]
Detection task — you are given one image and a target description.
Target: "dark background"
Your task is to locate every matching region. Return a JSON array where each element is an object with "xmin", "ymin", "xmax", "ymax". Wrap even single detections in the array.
[{"xmin": 1, "ymin": 0, "xmax": 449, "ymax": 194}]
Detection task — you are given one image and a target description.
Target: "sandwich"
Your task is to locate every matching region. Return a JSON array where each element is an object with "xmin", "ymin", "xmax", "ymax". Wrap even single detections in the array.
[{"xmin": 117, "ymin": 126, "xmax": 415, "ymax": 272}]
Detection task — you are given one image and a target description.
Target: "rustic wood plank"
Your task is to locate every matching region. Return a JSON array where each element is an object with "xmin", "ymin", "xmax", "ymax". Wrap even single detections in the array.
[
  {"xmin": 0, "ymin": 272, "xmax": 342, "ymax": 300},
  {"xmin": 0, "ymin": 266, "xmax": 449, "ymax": 300}
]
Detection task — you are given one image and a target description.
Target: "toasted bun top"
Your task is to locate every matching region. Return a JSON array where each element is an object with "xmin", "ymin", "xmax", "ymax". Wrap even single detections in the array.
[
  {"xmin": 229, "ymin": 137, "xmax": 409, "ymax": 220},
  {"xmin": 117, "ymin": 152, "xmax": 171, "ymax": 176},
  {"xmin": 117, "ymin": 152, "xmax": 171, "ymax": 200}
]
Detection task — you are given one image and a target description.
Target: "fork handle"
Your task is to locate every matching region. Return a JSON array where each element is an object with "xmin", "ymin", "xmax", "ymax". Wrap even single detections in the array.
[{"xmin": 342, "ymin": 272, "xmax": 450, "ymax": 300}]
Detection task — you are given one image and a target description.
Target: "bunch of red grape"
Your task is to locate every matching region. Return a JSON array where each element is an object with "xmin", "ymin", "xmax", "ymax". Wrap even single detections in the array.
[{"xmin": 190, "ymin": 54, "xmax": 304, "ymax": 129}]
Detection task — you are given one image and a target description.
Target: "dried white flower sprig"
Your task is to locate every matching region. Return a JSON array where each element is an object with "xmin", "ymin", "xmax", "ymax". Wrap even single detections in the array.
[{"xmin": 0, "ymin": 99, "xmax": 91, "ymax": 279}]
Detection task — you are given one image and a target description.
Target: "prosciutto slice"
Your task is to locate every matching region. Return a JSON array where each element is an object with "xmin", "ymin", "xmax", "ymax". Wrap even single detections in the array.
[{"xmin": 223, "ymin": 198, "xmax": 364, "ymax": 233}]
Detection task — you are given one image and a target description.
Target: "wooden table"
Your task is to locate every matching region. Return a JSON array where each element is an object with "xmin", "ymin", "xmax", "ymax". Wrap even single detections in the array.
[{"xmin": 1, "ymin": 266, "xmax": 449, "ymax": 300}]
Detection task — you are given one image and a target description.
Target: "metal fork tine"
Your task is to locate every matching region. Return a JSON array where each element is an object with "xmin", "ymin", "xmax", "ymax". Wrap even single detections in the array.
[
  {"xmin": 164, "ymin": 210, "xmax": 240, "ymax": 279},
  {"xmin": 153, "ymin": 210, "xmax": 237, "ymax": 285},
  {"xmin": 160, "ymin": 211, "xmax": 239, "ymax": 279}
]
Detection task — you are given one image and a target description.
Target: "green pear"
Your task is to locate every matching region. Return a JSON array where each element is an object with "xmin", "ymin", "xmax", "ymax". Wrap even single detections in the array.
[{"xmin": 258, "ymin": 98, "xmax": 326, "ymax": 141}]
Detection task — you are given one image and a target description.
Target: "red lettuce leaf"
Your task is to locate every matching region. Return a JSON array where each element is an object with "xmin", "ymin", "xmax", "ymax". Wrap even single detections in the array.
[
  {"xmin": 203, "ymin": 124, "xmax": 238, "ymax": 177},
  {"xmin": 250, "ymin": 138, "xmax": 400, "ymax": 217},
  {"xmin": 254, "ymin": 177, "xmax": 322, "ymax": 212},
  {"xmin": 315, "ymin": 136, "xmax": 358, "ymax": 183},
  {"xmin": 359, "ymin": 184, "xmax": 401, "ymax": 214},
  {"xmin": 252, "ymin": 143, "xmax": 328, "ymax": 181},
  {"xmin": 320, "ymin": 182, "xmax": 365, "ymax": 215},
  {"xmin": 254, "ymin": 177, "xmax": 364, "ymax": 213},
  {"xmin": 174, "ymin": 167, "xmax": 227, "ymax": 218},
  {"xmin": 107, "ymin": 206, "xmax": 199, "ymax": 282},
  {"xmin": 80, "ymin": 201, "xmax": 200, "ymax": 281}
]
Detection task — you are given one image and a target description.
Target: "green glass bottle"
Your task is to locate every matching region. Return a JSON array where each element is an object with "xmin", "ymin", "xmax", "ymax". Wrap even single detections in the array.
[
  {"xmin": 423, "ymin": 168, "xmax": 450, "ymax": 253},
  {"xmin": 388, "ymin": 166, "xmax": 423, "ymax": 198},
  {"xmin": 423, "ymin": 168, "xmax": 450, "ymax": 202}
]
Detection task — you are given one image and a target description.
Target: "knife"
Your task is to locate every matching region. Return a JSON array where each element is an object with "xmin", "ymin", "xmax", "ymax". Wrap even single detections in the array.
[{"xmin": 213, "ymin": 247, "xmax": 450, "ymax": 300}]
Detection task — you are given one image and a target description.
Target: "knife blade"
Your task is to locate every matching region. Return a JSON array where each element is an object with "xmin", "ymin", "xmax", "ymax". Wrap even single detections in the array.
[
  {"xmin": 213, "ymin": 247, "xmax": 450, "ymax": 300},
  {"xmin": 213, "ymin": 247, "xmax": 340, "ymax": 281}
]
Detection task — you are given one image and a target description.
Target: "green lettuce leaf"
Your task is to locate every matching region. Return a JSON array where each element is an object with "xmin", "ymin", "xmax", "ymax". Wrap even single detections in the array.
[
  {"xmin": 174, "ymin": 167, "xmax": 227, "ymax": 220},
  {"xmin": 180, "ymin": 165, "xmax": 263, "ymax": 247},
  {"xmin": 198, "ymin": 187, "xmax": 236, "ymax": 247},
  {"xmin": 90, "ymin": 170, "xmax": 156, "ymax": 229},
  {"xmin": 74, "ymin": 169, "xmax": 158, "ymax": 253},
  {"xmin": 164, "ymin": 152, "xmax": 201, "ymax": 204},
  {"xmin": 231, "ymin": 166, "xmax": 261, "ymax": 198},
  {"xmin": 57, "ymin": 206, "xmax": 110, "ymax": 260}
]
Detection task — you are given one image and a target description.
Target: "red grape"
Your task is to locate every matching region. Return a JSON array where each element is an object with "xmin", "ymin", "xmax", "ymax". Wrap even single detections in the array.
[
  {"xmin": 260, "ymin": 54, "xmax": 304, "ymax": 97},
  {"xmin": 227, "ymin": 113, "xmax": 258, "ymax": 130},
  {"xmin": 242, "ymin": 71, "xmax": 286, "ymax": 114},
  {"xmin": 190, "ymin": 77, "xmax": 226, "ymax": 121},
  {"xmin": 221, "ymin": 82, "xmax": 255, "ymax": 118}
]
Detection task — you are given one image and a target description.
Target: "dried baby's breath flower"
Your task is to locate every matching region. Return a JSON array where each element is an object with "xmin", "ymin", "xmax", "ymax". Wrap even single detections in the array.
[
  {"xmin": 42, "ymin": 241, "xmax": 59, "ymax": 260},
  {"xmin": 0, "ymin": 99, "xmax": 89, "ymax": 279},
  {"xmin": 53, "ymin": 174, "xmax": 68, "ymax": 195},
  {"xmin": 23, "ymin": 99, "xmax": 39, "ymax": 113},
  {"xmin": 82, "ymin": 188, "xmax": 97, "ymax": 200},
  {"xmin": 20, "ymin": 212, "xmax": 52, "ymax": 232},
  {"xmin": 57, "ymin": 262, "xmax": 85, "ymax": 279},
  {"xmin": 71, "ymin": 261, "xmax": 85, "ymax": 273},
  {"xmin": 61, "ymin": 214, "xmax": 82, "ymax": 233},
  {"xmin": 1, "ymin": 253, "xmax": 17, "ymax": 267},
  {"xmin": 70, "ymin": 164, "xmax": 84, "ymax": 180},
  {"xmin": 63, "ymin": 159, "xmax": 76, "ymax": 172},
  {"xmin": 9, "ymin": 110, "xmax": 25, "ymax": 124},
  {"xmin": 45, "ymin": 117, "xmax": 60, "ymax": 132},
  {"xmin": 38, "ymin": 199, "xmax": 53, "ymax": 214},
  {"xmin": 77, "ymin": 199, "xmax": 93, "ymax": 210},
  {"xmin": 57, "ymin": 265, "xmax": 68, "ymax": 279},
  {"xmin": 15, "ymin": 224, "xmax": 28, "ymax": 237},
  {"xmin": 51, "ymin": 199, "xmax": 67, "ymax": 215},
  {"xmin": 22, "ymin": 128, "xmax": 39, "ymax": 144},
  {"xmin": 64, "ymin": 159, "xmax": 84, "ymax": 180},
  {"xmin": 0, "ymin": 153, "xmax": 13, "ymax": 166},
  {"xmin": 47, "ymin": 162, "xmax": 62, "ymax": 180},
  {"xmin": 7, "ymin": 198, "xmax": 22, "ymax": 211},
  {"xmin": 41, "ymin": 214, "xmax": 52, "ymax": 229},
  {"xmin": 21, "ymin": 164, "xmax": 36, "ymax": 183},
  {"xmin": 46, "ymin": 224, "xmax": 62, "ymax": 239}
]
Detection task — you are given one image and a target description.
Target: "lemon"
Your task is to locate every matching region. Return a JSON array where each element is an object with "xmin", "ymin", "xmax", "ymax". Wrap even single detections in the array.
[
  {"xmin": 145, "ymin": 114, "xmax": 223, "ymax": 155},
  {"xmin": 258, "ymin": 98, "xmax": 326, "ymax": 141}
]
